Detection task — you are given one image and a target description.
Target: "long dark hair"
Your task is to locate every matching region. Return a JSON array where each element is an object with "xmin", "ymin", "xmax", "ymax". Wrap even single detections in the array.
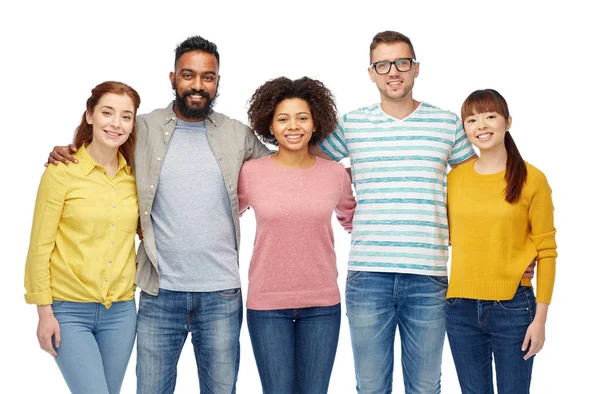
[
  {"xmin": 74, "ymin": 81, "xmax": 141, "ymax": 168},
  {"xmin": 461, "ymin": 89, "xmax": 527, "ymax": 203}
]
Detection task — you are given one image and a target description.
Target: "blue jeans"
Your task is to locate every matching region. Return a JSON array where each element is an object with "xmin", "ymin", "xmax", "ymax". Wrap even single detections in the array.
[
  {"xmin": 345, "ymin": 271, "xmax": 447, "ymax": 394},
  {"xmin": 247, "ymin": 304, "xmax": 341, "ymax": 394},
  {"xmin": 136, "ymin": 288, "xmax": 243, "ymax": 394},
  {"xmin": 445, "ymin": 285, "xmax": 537, "ymax": 394},
  {"xmin": 52, "ymin": 300, "xmax": 137, "ymax": 394}
]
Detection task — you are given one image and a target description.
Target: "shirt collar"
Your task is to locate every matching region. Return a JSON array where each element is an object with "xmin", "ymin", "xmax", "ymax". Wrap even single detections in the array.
[{"xmin": 77, "ymin": 144, "xmax": 131, "ymax": 176}]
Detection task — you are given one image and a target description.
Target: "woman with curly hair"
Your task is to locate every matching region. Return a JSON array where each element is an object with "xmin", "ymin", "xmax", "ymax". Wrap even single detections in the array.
[{"xmin": 238, "ymin": 77, "xmax": 356, "ymax": 393}]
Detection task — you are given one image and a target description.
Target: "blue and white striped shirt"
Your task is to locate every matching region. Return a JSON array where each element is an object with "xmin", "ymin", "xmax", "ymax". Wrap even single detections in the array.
[{"xmin": 319, "ymin": 102, "xmax": 475, "ymax": 275}]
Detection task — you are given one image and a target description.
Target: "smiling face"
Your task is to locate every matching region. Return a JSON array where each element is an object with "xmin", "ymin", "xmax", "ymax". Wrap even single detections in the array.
[
  {"xmin": 270, "ymin": 98, "xmax": 315, "ymax": 153},
  {"xmin": 85, "ymin": 93, "xmax": 135, "ymax": 150},
  {"xmin": 368, "ymin": 42, "xmax": 419, "ymax": 104},
  {"xmin": 463, "ymin": 111, "xmax": 512, "ymax": 153},
  {"xmin": 170, "ymin": 50, "xmax": 220, "ymax": 121}
]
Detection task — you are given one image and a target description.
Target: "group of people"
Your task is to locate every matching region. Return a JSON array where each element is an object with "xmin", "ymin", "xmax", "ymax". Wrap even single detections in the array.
[{"xmin": 24, "ymin": 31, "xmax": 557, "ymax": 394}]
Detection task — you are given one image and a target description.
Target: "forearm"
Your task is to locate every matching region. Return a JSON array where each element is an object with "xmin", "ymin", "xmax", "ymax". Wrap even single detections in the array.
[{"xmin": 533, "ymin": 302, "xmax": 549, "ymax": 323}]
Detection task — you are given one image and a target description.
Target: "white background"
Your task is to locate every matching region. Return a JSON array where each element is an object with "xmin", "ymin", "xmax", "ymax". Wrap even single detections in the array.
[{"xmin": 2, "ymin": 0, "xmax": 597, "ymax": 393}]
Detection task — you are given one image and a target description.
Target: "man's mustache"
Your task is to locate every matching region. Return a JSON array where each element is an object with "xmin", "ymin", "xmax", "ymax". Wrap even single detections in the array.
[{"xmin": 182, "ymin": 89, "xmax": 210, "ymax": 99}]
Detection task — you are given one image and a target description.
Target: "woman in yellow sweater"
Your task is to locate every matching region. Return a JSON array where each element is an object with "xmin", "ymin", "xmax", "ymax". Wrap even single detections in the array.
[
  {"xmin": 24, "ymin": 81, "xmax": 140, "ymax": 394},
  {"xmin": 446, "ymin": 89, "xmax": 557, "ymax": 394}
]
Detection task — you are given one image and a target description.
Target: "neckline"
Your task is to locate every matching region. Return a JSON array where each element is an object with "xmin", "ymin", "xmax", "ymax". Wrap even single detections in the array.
[
  {"xmin": 469, "ymin": 159, "xmax": 506, "ymax": 180},
  {"xmin": 267, "ymin": 155, "xmax": 320, "ymax": 171}
]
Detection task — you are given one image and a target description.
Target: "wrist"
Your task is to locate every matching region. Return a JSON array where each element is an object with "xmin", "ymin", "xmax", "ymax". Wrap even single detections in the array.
[{"xmin": 37, "ymin": 304, "xmax": 54, "ymax": 317}]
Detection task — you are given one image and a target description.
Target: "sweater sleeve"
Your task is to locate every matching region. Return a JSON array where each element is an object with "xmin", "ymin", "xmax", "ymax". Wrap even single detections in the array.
[
  {"xmin": 335, "ymin": 166, "xmax": 356, "ymax": 233},
  {"xmin": 238, "ymin": 163, "xmax": 250, "ymax": 215},
  {"xmin": 24, "ymin": 165, "xmax": 68, "ymax": 305},
  {"xmin": 529, "ymin": 171, "xmax": 557, "ymax": 304}
]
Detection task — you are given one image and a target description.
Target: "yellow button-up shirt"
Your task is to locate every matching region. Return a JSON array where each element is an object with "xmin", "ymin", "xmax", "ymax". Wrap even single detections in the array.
[{"xmin": 25, "ymin": 145, "xmax": 138, "ymax": 308}]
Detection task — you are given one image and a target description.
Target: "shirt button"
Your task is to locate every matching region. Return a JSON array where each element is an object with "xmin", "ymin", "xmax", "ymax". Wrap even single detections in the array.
[
  {"xmin": 150, "ymin": 185, "xmax": 154, "ymax": 189},
  {"xmin": 108, "ymin": 260, "xmax": 112, "ymax": 264},
  {"xmin": 165, "ymin": 132, "xmax": 169, "ymax": 136},
  {"xmin": 112, "ymin": 205, "xmax": 116, "ymax": 208},
  {"xmin": 111, "ymin": 222, "xmax": 115, "ymax": 226},
  {"xmin": 111, "ymin": 188, "xmax": 115, "ymax": 191},
  {"xmin": 105, "ymin": 278, "xmax": 109, "ymax": 282},
  {"xmin": 110, "ymin": 240, "xmax": 115, "ymax": 245},
  {"xmin": 144, "ymin": 211, "xmax": 149, "ymax": 216},
  {"xmin": 157, "ymin": 157, "xmax": 162, "ymax": 161}
]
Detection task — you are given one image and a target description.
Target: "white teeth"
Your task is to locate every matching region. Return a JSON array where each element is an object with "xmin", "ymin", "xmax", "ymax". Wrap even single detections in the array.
[
  {"xmin": 285, "ymin": 134, "xmax": 302, "ymax": 140},
  {"xmin": 477, "ymin": 133, "xmax": 492, "ymax": 140},
  {"xmin": 105, "ymin": 131, "xmax": 121, "ymax": 137}
]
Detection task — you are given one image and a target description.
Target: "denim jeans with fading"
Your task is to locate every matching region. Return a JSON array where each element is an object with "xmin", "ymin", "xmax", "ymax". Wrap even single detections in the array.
[
  {"xmin": 52, "ymin": 300, "xmax": 137, "ymax": 394},
  {"xmin": 247, "ymin": 304, "xmax": 341, "ymax": 394},
  {"xmin": 345, "ymin": 271, "xmax": 447, "ymax": 394},
  {"xmin": 446, "ymin": 285, "xmax": 537, "ymax": 394},
  {"xmin": 136, "ymin": 288, "xmax": 243, "ymax": 394}
]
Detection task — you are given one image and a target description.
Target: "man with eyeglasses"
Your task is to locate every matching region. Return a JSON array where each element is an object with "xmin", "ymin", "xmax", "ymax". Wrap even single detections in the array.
[{"xmin": 313, "ymin": 31, "xmax": 476, "ymax": 393}]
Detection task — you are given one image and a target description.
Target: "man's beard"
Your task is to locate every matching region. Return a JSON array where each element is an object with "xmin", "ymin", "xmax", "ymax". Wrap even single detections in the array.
[{"xmin": 173, "ymin": 87, "xmax": 217, "ymax": 120}]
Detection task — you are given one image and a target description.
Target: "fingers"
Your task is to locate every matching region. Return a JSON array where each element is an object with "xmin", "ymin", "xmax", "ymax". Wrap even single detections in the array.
[
  {"xmin": 38, "ymin": 333, "xmax": 57, "ymax": 357},
  {"xmin": 522, "ymin": 337, "xmax": 545, "ymax": 360},
  {"xmin": 55, "ymin": 328, "xmax": 61, "ymax": 349},
  {"xmin": 521, "ymin": 333, "xmax": 530, "ymax": 353},
  {"xmin": 49, "ymin": 146, "xmax": 78, "ymax": 165},
  {"xmin": 69, "ymin": 143, "xmax": 77, "ymax": 152}
]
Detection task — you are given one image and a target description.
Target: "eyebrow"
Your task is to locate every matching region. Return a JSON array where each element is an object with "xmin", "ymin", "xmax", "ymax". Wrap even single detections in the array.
[
  {"xmin": 179, "ymin": 68, "xmax": 217, "ymax": 75},
  {"xmin": 100, "ymin": 105, "xmax": 134, "ymax": 115},
  {"xmin": 275, "ymin": 111, "xmax": 310, "ymax": 116}
]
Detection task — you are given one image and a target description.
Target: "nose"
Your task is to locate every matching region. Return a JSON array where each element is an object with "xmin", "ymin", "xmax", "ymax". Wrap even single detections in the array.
[
  {"xmin": 109, "ymin": 114, "xmax": 122, "ymax": 129},
  {"xmin": 289, "ymin": 118, "xmax": 300, "ymax": 129},
  {"xmin": 388, "ymin": 63, "xmax": 401, "ymax": 76},
  {"xmin": 191, "ymin": 75, "xmax": 203, "ymax": 91}
]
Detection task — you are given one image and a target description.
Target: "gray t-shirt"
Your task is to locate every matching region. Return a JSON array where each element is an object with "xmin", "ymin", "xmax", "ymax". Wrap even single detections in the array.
[{"xmin": 151, "ymin": 119, "xmax": 239, "ymax": 292}]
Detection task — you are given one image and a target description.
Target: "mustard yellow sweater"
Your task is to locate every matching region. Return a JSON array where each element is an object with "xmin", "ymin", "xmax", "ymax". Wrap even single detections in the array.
[{"xmin": 447, "ymin": 161, "xmax": 557, "ymax": 304}]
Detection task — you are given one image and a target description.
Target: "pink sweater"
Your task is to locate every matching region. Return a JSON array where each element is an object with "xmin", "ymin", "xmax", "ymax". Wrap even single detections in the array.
[{"xmin": 238, "ymin": 156, "xmax": 356, "ymax": 310}]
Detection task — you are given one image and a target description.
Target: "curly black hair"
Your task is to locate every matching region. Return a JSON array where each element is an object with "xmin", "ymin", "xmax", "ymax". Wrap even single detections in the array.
[{"xmin": 247, "ymin": 77, "xmax": 338, "ymax": 146}]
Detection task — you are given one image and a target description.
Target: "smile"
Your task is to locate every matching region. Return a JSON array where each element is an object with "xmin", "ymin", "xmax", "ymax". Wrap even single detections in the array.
[
  {"xmin": 476, "ymin": 132, "xmax": 493, "ymax": 141},
  {"xmin": 104, "ymin": 130, "xmax": 123, "ymax": 138},
  {"xmin": 284, "ymin": 134, "xmax": 304, "ymax": 141}
]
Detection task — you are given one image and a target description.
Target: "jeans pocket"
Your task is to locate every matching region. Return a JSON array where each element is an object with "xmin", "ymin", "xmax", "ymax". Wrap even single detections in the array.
[
  {"xmin": 346, "ymin": 270, "xmax": 364, "ymax": 283},
  {"xmin": 52, "ymin": 300, "xmax": 67, "ymax": 310},
  {"xmin": 426, "ymin": 275, "xmax": 448, "ymax": 287},
  {"xmin": 446, "ymin": 297, "xmax": 457, "ymax": 306},
  {"xmin": 216, "ymin": 288, "xmax": 241, "ymax": 299},
  {"xmin": 498, "ymin": 286, "xmax": 534, "ymax": 311}
]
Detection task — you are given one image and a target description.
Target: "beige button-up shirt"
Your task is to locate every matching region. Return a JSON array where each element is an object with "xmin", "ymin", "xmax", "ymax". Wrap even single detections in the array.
[{"xmin": 133, "ymin": 102, "xmax": 270, "ymax": 294}]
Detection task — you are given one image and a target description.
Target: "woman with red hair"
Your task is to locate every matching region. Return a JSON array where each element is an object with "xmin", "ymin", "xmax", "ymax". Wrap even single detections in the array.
[{"xmin": 24, "ymin": 81, "xmax": 141, "ymax": 394}]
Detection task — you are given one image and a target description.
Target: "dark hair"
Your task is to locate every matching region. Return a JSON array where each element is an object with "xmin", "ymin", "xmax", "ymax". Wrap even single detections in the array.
[
  {"xmin": 461, "ymin": 89, "xmax": 527, "ymax": 204},
  {"xmin": 74, "ymin": 81, "xmax": 141, "ymax": 169},
  {"xmin": 370, "ymin": 31, "xmax": 416, "ymax": 62},
  {"xmin": 247, "ymin": 77, "xmax": 338, "ymax": 146},
  {"xmin": 175, "ymin": 35, "xmax": 219, "ymax": 68}
]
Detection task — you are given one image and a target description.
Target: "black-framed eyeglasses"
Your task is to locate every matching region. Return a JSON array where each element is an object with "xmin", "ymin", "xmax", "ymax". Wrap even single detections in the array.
[{"xmin": 371, "ymin": 58, "xmax": 416, "ymax": 75}]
